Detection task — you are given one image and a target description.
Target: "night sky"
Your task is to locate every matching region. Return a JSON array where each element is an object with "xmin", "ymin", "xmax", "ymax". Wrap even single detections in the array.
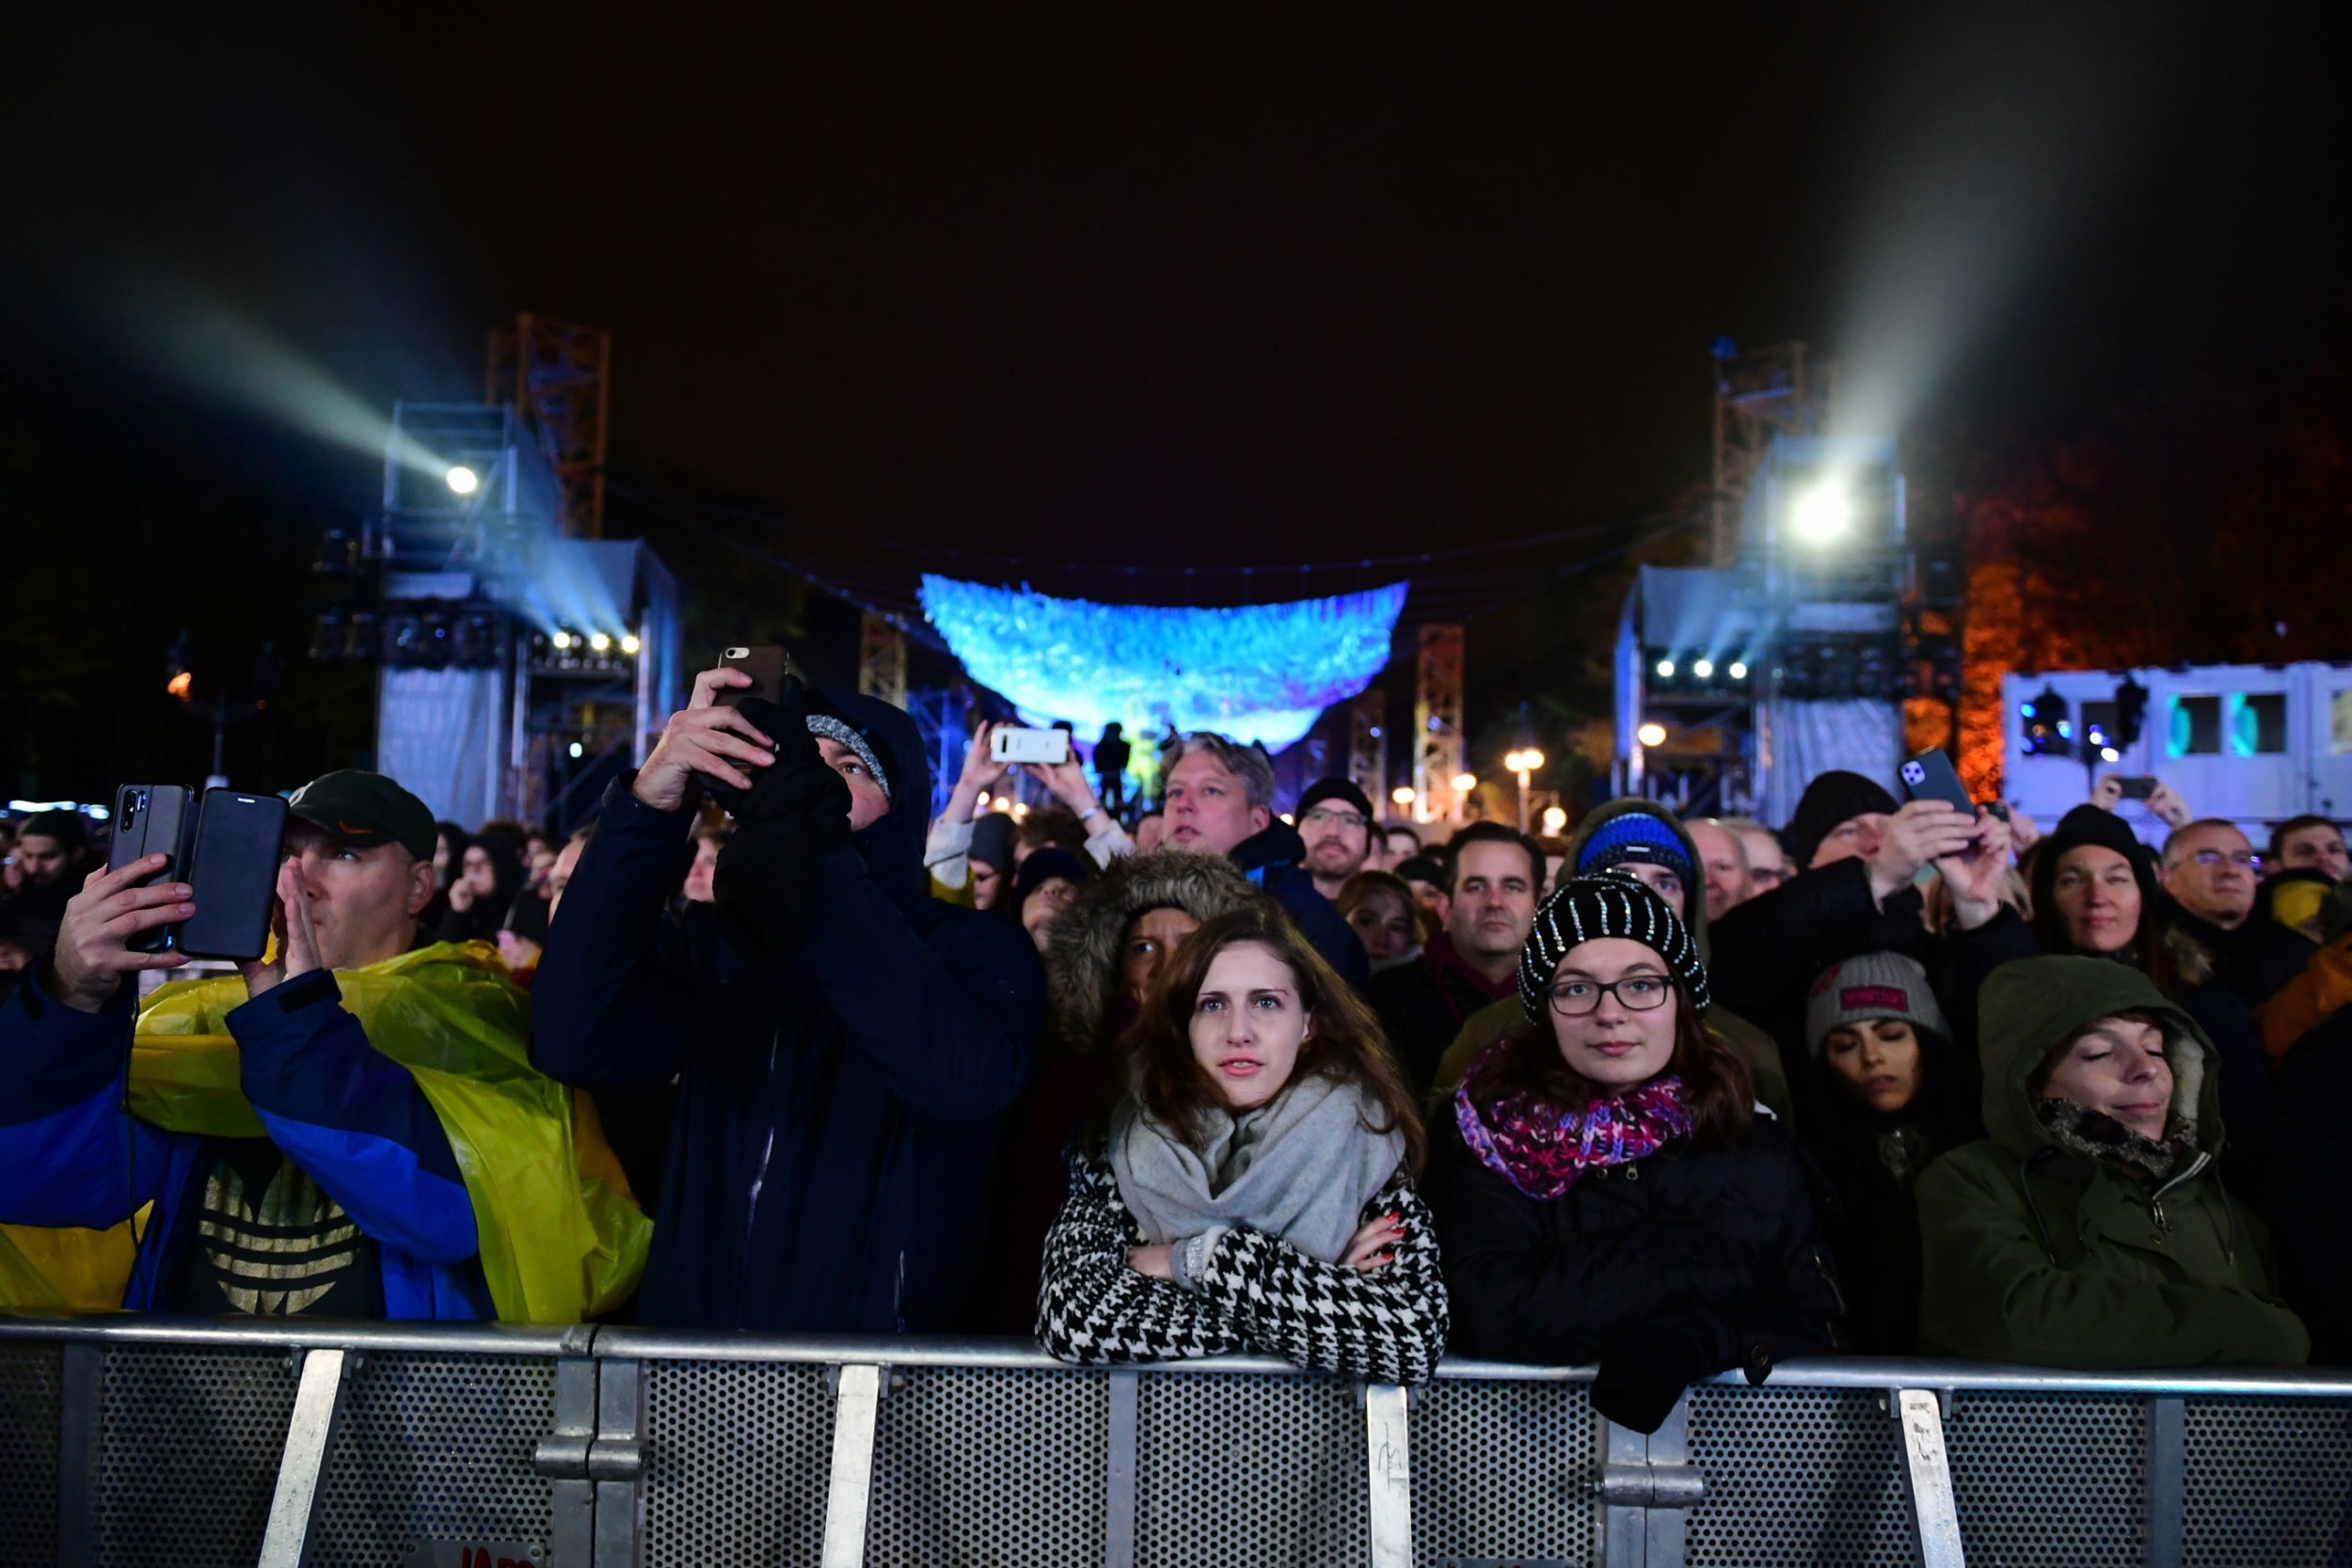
[{"xmin": 1, "ymin": 6, "xmax": 2345, "ymax": 792}]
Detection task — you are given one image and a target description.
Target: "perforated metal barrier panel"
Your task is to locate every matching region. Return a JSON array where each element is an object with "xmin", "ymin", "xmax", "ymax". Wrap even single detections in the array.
[{"xmin": 7, "ymin": 1323, "xmax": 2352, "ymax": 1568}]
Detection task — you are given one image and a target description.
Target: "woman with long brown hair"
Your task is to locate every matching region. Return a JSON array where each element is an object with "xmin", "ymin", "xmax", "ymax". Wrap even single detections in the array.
[
  {"xmin": 1036, "ymin": 900, "xmax": 1449, "ymax": 1382},
  {"xmin": 1434, "ymin": 877, "xmax": 1842, "ymax": 1433}
]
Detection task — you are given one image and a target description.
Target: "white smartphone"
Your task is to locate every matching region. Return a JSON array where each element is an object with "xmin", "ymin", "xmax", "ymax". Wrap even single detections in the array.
[{"xmin": 990, "ymin": 727, "xmax": 1073, "ymax": 766}]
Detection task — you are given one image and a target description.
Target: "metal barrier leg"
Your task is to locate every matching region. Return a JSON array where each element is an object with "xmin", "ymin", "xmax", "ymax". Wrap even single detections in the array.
[
  {"xmin": 537, "ymin": 1354, "xmax": 598, "ymax": 1567},
  {"xmin": 1104, "ymin": 1369, "xmax": 1138, "ymax": 1568},
  {"xmin": 1364, "ymin": 1383, "xmax": 1413, "ymax": 1568},
  {"xmin": 255, "ymin": 1346, "xmax": 351, "ymax": 1568},
  {"xmin": 1889, "ymin": 1387, "xmax": 1965, "ymax": 1568},
  {"xmin": 2142, "ymin": 1395, "xmax": 2185, "ymax": 1568},
  {"xmin": 592, "ymin": 1358, "xmax": 646, "ymax": 1568},
  {"xmin": 56, "ymin": 1341, "xmax": 101, "ymax": 1568},
  {"xmin": 820, "ymin": 1362, "xmax": 884, "ymax": 1568},
  {"xmin": 1598, "ymin": 1394, "xmax": 1702, "ymax": 1568}
]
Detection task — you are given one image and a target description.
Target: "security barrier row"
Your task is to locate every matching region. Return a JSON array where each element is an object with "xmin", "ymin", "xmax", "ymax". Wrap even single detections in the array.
[{"xmin": 2, "ymin": 1316, "xmax": 2349, "ymax": 1567}]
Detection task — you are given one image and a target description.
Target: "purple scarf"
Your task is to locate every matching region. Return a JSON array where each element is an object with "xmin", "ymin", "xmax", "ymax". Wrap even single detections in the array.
[{"xmin": 1455, "ymin": 1053, "xmax": 1693, "ymax": 1200}]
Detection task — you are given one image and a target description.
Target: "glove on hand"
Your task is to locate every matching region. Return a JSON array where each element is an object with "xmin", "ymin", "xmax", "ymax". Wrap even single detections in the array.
[
  {"xmin": 710, "ymin": 689, "xmax": 854, "ymax": 968},
  {"xmin": 1591, "ymin": 1315, "xmax": 1730, "ymax": 1435}
]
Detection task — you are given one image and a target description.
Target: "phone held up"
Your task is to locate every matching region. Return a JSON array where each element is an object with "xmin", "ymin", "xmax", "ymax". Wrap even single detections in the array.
[
  {"xmin": 1897, "ymin": 749, "xmax": 1977, "ymax": 818},
  {"xmin": 990, "ymin": 726, "xmax": 1073, "ymax": 767},
  {"xmin": 108, "ymin": 784, "xmax": 290, "ymax": 961},
  {"xmin": 2116, "ymin": 777, "xmax": 2159, "ymax": 801},
  {"xmin": 715, "ymin": 645, "xmax": 791, "ymax": 710}
]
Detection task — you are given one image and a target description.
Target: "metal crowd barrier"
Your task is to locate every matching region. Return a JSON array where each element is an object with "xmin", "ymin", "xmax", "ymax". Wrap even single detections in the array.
[{"xmin": 3, "ymin": 1316, "xmax": 2350, "ymax": 1568}]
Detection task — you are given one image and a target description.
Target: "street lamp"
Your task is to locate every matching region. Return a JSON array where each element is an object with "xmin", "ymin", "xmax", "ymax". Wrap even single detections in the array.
[
  {"xmin": 1391, "ymin": 784, "xmax": 1416, "ymax": 807},
  {"xmin": 1502, "ymin": 749, "xmax": 1545, "ymax": 832}
]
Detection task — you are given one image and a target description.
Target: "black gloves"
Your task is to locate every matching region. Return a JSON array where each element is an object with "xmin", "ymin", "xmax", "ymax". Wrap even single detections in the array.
[
  {"xmin": 1591, "ymin": 1315, "xmax": 1738, "ymax": 1436},
  {"xmin": 709, "ymin": 690, "xmax": 853, "ymax": 969}
]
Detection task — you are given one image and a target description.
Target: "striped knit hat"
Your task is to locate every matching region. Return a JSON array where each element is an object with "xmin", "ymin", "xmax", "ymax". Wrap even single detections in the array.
[{"xmin": 1518, "ymin": 875, "xmax": 1710, "ymax": 1025}]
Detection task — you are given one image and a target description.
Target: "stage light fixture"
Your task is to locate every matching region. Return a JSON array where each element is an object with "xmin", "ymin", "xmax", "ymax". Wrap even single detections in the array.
[
  {"xmin": 1637, "ymin": 721, "xmax": 1669, "ymax": 748},
  {"xmin": 2100, "ymin": 746, "xmax": 2121, "ymax": 763},
  {"xmin": 1451, "ymin": 772, "xmax": 1477, "ymax": 793},
  {"xmin": 1728, "ymin": 661, "xmax": 1748, "ymax": 680},
  {"xmin": 551, "ymin": 629, "xmax": 573, "ymax": 651},
  {"xmin": 446, "ymin": 465, "xmax": 481, "ymax": 496},
  {"xmin": 1391, "ymin": 785, "xmax": 1416, "ymax": 806},
  {"xmin": 1655, "ymin": 658, "xmax": 1676, "ymax": 678},
  {"xmin": 620, "ymin": 633, "xmax": 641, "ymax": 655},
  {"xmin": 568, "ymin": 741, "xmax": 585, "ymax": 759},
  {"xmin": 1790, "ymin": 482, "xmax": 1853, "ymax": 544},
  {"xmin": 1692, "ymin": 658, "xmax": 1715, "ymax": 679},
  {"xmin": 589, "ymin": 631, "xmax": 612, "ymax": 653}
]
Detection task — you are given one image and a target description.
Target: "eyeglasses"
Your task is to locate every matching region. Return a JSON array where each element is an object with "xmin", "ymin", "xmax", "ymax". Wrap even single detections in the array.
[
  {"xmin": 1301, "ymin": 807, "xmax": 1370, "ymax": 831},
  {"xmin": 2185, "ymin": 849, "xmax": 2263, "ymax": 873},
  {"xmin": 1548, "ymin": 975, "xmax": 1672, "ymax": 1016}
]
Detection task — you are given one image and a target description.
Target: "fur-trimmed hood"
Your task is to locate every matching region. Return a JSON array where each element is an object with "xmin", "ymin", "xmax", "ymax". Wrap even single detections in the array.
[{"xmin": 1043, "ymin": 849, "xmax": 1267, "ymax": 1050}]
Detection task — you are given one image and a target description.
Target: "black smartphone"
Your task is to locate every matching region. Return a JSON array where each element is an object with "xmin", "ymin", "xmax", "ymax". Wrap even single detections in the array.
[
  {"xmin": 714, "ymin": 645, "xmax": 789, "ymax": 709},
  {"xmin": 2117, "ymin": 777, "xmax": 2158, "ymax": 801},
  {"xmin": 1898, "ymin": 749, "xmax": 1977, "ymax": 816},
  {"xmin": 176, "ymin": 789, "xmax": 291, "ymax": 961},
  {"xmin": 107, "ymin": 784, "xmax": 196, "ymax": 953}
]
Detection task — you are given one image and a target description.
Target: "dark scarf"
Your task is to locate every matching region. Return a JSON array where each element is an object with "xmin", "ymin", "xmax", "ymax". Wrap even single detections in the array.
[
  {"xmin": 1454, "ymin": 1056, "xmax": 1693, "ymax": 1200},
  {"xmin": 2034, "ymin": 1099, "xmax": 2200, "ymax": 1183}
]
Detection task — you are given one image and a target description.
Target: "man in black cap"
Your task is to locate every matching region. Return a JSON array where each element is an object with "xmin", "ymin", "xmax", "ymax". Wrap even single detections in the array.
[
  {"xmin": 0, "ymin": 768, "xmax": 645, "ymax": 1320},
  {"xmin": 1295, "ymin": 776, "xmax": 1379, "ymax": 901}
]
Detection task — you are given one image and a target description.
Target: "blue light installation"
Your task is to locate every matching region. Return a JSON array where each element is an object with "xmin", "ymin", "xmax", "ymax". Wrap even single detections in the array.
[{"xmin": 918, "ymin": 575, "xmax": 1409, "ymax": 751}]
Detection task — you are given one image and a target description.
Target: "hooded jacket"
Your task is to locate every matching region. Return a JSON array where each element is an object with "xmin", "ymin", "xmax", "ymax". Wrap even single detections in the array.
[
  {"xmin": 532, "ymin": 689, "xmax": 1045, "ymax": 1333},
  {"xmin": 1915, "ymin": 956, "xmax": 2308, "ymax": 1367},
  {"xmin": 1421, "ymin": 801, "xmax": 1796, "ymax": 1122}
]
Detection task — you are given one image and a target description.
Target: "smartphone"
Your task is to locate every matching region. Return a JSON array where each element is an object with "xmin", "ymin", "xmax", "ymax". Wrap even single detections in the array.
[
  {"xmin": 2117, "ymin": 777, "xmax": 2158, "ymax": 801},
  {"xmin": 1897, "ymin": 749, "xmax": 1976, "ymax": 816},
  {"xmin": 175, "ymin": 789, "xmax": 291, "ymax": 961},
  {"xmin": 991, "ymin": 727, "xmax": 1073, "ymax": 766},
  {"xmin": 714, "ymin": 645, "xmax": 789, "ymax": 709},
  {"xmin": 107, "ymin": 784, "xmax": 195, "ymax": 953}
]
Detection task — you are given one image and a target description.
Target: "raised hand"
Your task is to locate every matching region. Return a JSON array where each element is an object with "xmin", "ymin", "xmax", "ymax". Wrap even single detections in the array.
[{"xmin": 47, "ymin": 856, "xmax": 193, "ymax": 1012}]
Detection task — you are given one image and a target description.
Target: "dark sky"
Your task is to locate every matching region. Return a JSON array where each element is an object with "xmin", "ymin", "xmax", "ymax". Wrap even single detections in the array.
[{"xmin": 4, "ymin": 4, "xmax": 2344, "ymax": 582}]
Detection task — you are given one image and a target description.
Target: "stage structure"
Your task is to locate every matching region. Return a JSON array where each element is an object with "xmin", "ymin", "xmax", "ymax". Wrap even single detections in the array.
[
  {"xmin": 317, "ymin": 398, "xmax": 682, "ymax": 830},
  {"xmin": 1710, "ymin": 341, "xmax": 1835, "ymax": 566},
  {"xmin": 1414, "ymin": 625, "xmax": 1467, "ymax": 825},
  {"xmin": 1615, "ymin": 436, "xmax": 1914, "ymax": 821},
  {"xmin": 917, "ymin": 575, "xmax": 1409, "ymax": 752}
]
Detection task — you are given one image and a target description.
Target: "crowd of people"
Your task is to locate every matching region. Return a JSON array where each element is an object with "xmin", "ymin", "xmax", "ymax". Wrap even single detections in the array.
[{"xmin": 4, "ymin": 669, "xmax": 2350, "ymax": 1433}]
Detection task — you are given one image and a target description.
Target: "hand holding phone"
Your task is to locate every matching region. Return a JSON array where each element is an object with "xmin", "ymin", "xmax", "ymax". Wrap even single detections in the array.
[
  {"xmin": 634, "ymin": 666, "xmax": 782, "ymax": 812},
  {"xmin": 1897, "ymin": 750, "xmax": 1976, "ymax": 817},
  {"xmin": 176, "ymin": 789, "xmax": 292, "ymax": 962},
  {"xmin": 991, "ymin": 727, "xmax": 1073, "ymax": 766},
  {"xmin": 107, "ymin": 784, "xmax": 195, "ymax": 953},
  {"xmin": 46, "ymin": 856, "xmax": 195, "ymax": 1012},
  {"xmin": 2116, "ymin": 777, "xmax": 2158, "ymax": 801},
  {"xmin": 714, "ymin": 646, "xmax": 789, "ymax": 709}
]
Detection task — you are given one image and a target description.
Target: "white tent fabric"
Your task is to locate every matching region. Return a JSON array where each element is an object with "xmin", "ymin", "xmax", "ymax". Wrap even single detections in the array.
[{"xmin": 1763, "ymin": 698, "xmax": 1900, "ymax": 829}]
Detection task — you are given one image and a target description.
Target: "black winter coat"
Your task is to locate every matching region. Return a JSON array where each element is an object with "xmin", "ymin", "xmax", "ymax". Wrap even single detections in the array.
[
  {"xmin": 532, "ymin": 692, "xmax": 1044, "ymax": 1334},
  {"xmin": 1230, "ymin": 821, "xmax": 1373, "ymax": 992},
  {"xmin": 1430, "ymin": 1117, "xmax": 1844, "ymax": 1370},
  {"xmin": 2261, "ymin": 1007, "xmax": 2352, "ymax": 1362}
]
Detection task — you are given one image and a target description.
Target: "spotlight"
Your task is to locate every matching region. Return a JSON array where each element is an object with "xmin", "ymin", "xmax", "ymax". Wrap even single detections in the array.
[
  {"xmin": 568, "ymin": 741, "xmax": 585, "ymax": 759},
  {"xmin": 1692, "ymin": 658, "xmax": 1715, "ymax": 680},
  {"xmin": 2100, "ymin": 746, "xmax": 2121, "ymax": 763},
  {"xmin": 453, "ymin": 606, "xmax": 504, "ymax": 669},
  {"xmin": 1541, "ymin": 805, "xmax": 1568, "ymax": 835},
  {"xmin": 2022, "ymin": 684, "xmax": 2073, "ymax": 758},
  {"xmin": 1637, "ymin": 721, "xmax": 1668, "ymax": 748},
  {"xmin": 1655, "ymin": 658, "xmax": 1676, "ymax": 679},
  {"xmin": 1451, "ymin": 772, "xmax": 1477, "ymax": 793},
  {"xmin": 1391, "ymin": 785, "xmax": 1417, "ymax": 805},
  {"xmin": 551, "ymin": 629, "xmax": 574, "ymax": 651},
  {"xmin": 1728, "ymin": 661, "xmax": 1748, "ymax": 680},
  {"xmin": 589, "ymin": 632, "xmax": 612, "ymax": 653},
  {"xmin": 620, "ymin": 632, "xmax": 641, "ymax": 655},
  {"xmin": 1789, "ymin": 482, "xmax": 1852, "ymax": 544},
  {"xmin": 446, "ymin": 465, "xmax": 481, "ymax": 496}
]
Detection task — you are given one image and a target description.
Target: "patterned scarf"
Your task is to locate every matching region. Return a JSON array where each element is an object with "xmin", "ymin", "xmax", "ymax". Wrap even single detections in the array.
[{"xmin": 1454, "ymin": 1058, "xmax": 1693, "ymax": 1200}]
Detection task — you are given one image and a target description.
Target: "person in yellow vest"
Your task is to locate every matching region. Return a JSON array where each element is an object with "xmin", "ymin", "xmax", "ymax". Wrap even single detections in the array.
[{"xmin": 0, "ymin": 771, "xmax": 645, "ymax": 1321}]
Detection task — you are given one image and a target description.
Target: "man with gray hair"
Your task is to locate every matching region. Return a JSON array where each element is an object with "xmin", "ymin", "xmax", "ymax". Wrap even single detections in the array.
[{"xmin": 1162, "ymin": 732, "xmax": 1370, "ymax": 989}]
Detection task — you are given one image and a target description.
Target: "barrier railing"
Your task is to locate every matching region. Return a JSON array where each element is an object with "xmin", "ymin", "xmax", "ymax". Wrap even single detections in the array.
[{"xmin": 3, "ymin": 1316, "xmax": 2349, "ymax": 1567}]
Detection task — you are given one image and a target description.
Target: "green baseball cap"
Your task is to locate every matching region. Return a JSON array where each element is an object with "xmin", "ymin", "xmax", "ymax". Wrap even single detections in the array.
[{"xmin": 285, "ymin": 770, "xmax": 439, "ymax": 863}]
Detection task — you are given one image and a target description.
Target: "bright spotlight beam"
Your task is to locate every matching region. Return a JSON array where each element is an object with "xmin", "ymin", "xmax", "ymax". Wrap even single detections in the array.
[
  {"xmin": 445, "ymin": 465, "xmax": 481, "ymax": 496},
  {"xmin": 1789, "ymin": 483, "xmax": 1854, "ymax": 545}
]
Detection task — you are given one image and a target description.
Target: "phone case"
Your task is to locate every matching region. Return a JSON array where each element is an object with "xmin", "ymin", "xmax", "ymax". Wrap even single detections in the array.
[
  {"xmin": 1898, "ymin": 751, "xmax": 1975, "ymax": 816},
  {"xmin": 715, "ymin": 646, "xmax": 790, "ymax": 709},
  {"xmin": 991, "ymin": 728, "xmax": 1073, "ymax": 765},
  {"xmin": 108, "ymin": 784, "xmax": 195, "ymax": 953},
  {"xmin": 176, "ymin": 790, "xmax": 291, "ymax": 961}
]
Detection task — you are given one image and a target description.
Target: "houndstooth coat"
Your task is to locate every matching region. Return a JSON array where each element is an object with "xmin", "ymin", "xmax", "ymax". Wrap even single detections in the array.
[{"xmin": 1035, "ymin": 1148, "xmax": 1450, "ymax": 1382}]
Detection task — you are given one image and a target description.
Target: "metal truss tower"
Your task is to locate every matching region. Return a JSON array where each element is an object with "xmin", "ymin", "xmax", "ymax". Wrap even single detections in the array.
[
  {"xmin": 858, "ymin": 611, "xmax": 909, "ymax": 709},
  {"xmin": 1348, "ymin": 690, "xmax": 1386, "ymax": 813},
  {"xmin": 488, "ymin": 314, "xmax": 612, "ymax": 538},
  {"xmin": 1711, "ymin": 342, "xmax": 1834, "ymax": 565},
  {"xmin": 1413, "ymin": 625, "xmax": 1466, "ymax": 825}
]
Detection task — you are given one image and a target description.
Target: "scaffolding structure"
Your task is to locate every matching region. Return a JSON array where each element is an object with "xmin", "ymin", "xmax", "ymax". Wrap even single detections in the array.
[
  {"xmin": 1348, "ymin": 689, "xmax": 1386, "ymax": 813},
  {"xmin": 1412, "ymin": 625, "xmax": 1466, "ymax": 825},
  {"xmin": 1711, "ymin": 341, "xmax": 1834, "ymax": 565},
  {"xmin": 858, "ymin": 611, "xmax": 909, "ymax": 708},
  {"xmin": 487, "ymin": 314, "xmax": 612, "ymax": 538}
]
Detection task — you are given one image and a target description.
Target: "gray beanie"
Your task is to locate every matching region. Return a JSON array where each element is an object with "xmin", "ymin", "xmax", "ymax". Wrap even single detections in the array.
[
  {"xmin": 1518, "ymin": 875, "xmax": 1709, "ymax": 1026},
  {"xmin": 1804, "ymin": 952, "xmax": 1949, "ymax": 1059}
]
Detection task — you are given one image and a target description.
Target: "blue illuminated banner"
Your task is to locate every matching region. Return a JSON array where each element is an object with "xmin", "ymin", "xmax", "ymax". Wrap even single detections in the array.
[{"xmin": 918, "ymin": 575, "xmax": 1408, "ymax": 750}]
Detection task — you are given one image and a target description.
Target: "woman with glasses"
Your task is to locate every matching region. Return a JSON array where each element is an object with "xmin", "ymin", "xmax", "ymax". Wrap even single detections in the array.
[
  {"xmin": 2028, "ymin": 805, "xmax": 2275, "ymax": 1183},
  {"xmin": 1432, "ymin": 877, "xmax": 1842, "ymax": 1434}
]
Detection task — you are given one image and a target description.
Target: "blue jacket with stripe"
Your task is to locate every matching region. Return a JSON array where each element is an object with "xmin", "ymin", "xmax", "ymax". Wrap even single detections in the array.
[{"xmin": 0, "ymin": 965, "xmax": 491, "ymax": 1318}]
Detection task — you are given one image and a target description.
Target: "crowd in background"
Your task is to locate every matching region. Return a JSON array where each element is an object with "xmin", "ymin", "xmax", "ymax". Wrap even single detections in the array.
[{"xmin": 5, "ymin": 673, "xmax": 2351, "ymax": 1433}]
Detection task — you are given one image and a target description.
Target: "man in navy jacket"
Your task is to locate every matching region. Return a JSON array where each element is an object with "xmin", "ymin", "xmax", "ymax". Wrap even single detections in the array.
[{"xmin": 532, "ymin": 670, "xmax": 1043, "ymax": 1333}]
